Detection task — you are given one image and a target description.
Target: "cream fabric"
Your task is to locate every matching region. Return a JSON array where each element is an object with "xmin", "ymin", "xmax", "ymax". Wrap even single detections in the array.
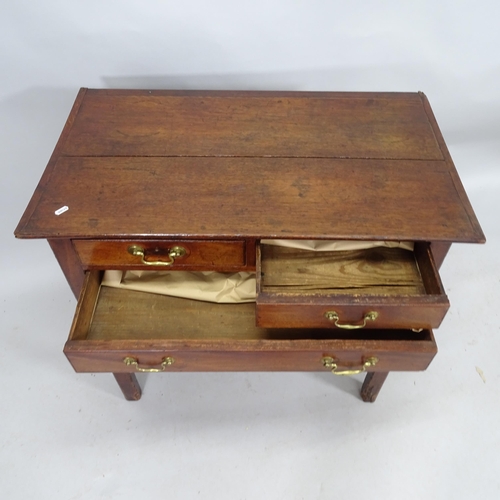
[
  {"xmin": 261, "ymin": 239, "xmax": 414, "ymax": 251},
  {"xmin": 102, "ymin": 270, "xmax": 256, "ymax": 303}
]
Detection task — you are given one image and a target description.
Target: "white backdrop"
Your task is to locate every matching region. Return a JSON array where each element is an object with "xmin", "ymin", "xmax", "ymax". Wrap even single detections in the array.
[{"xmin": 1, "ymin": 2, "xmax": 499, "ymax": 499}]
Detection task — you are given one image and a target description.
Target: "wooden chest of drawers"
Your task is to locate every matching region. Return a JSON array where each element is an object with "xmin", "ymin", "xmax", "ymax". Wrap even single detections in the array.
[{"xmin": 15, "ymin": 89, "xmax": 484, "ymax": 402}]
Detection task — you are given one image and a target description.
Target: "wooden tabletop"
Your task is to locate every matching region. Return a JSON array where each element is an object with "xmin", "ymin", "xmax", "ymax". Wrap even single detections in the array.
[{"xmin": 15, "ymin": 89, "xmax": 484, "ymax": 243}]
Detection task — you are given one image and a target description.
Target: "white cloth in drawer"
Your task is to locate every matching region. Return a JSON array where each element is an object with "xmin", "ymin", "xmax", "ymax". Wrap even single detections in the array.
[
  {"xmin": 102, "ymin": 270, "xmax": 257, "ymax": 303},
  {"xmin": 261, "ymin": 240, "xmax": 414, "ymax": 251}
]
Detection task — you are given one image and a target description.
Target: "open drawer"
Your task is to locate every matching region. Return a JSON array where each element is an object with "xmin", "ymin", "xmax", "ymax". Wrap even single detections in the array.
[
  {"xmin": 256, "ymin": 242, "xmax": 449, "ymax": 330},
  {"xmin": 64, "ymin": 271, "xmax": 437, "ymax": 374}
]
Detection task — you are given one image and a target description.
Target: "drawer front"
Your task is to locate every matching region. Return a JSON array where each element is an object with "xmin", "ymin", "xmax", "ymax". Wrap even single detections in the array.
[
  {"xmin": 73, "ymin": 239, "xmax": 246, "ymax": 270},
  {"xmin": 64, "ymin": 341, "xmax": 437, "ymax": 373},
  {"xmin": 256, "ymin": 242, "xmax": 449, "ymax": 329},
  {"xmin": 255, "ymin": 300, "xmax": 448, "ymax": 330}
]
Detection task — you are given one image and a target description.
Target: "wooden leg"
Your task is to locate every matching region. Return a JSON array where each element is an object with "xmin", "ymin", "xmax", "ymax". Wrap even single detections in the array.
[
  {"xmin": 360, "ymin": 372, "xmax": 389, "ymax": 403},
  {"xmin": 113, "ymin": 373, "xmax": 142, "ymax": 401}
]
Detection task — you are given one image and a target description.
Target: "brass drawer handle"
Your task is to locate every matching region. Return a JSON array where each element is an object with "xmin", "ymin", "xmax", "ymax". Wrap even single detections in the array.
[
  {"xmin": 123, "ymin": 356, "xmax": 175, "ymax": 372},
  {"xmin": 324, "ymin": 311, "xmax": 378, "ymax": 329},
  {"xmin": 322, "ymin": 356, "xmax": 378, "ymax": 376},
  {"xmin": 128, "ymin": 245, "xmax": 186, "ymax": 266}
]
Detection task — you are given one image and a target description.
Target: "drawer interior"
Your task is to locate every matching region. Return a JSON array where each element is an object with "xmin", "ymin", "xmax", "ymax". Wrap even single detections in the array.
[
  {"xmin": 258, "ymin": 243, "xmax": 443, "ymax": 297},
  {"xmin": 66, "ymin": 271, "xmax": 438, "ymax": 374},
  {"xmin": 70, "ymin": 271, "xmax": 434, "ymax": 343}
]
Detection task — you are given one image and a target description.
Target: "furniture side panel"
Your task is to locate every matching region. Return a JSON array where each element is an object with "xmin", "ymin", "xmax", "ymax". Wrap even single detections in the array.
[{"xmin": 48, "ymin": 239, "xmax": 85, "ymax": 298}]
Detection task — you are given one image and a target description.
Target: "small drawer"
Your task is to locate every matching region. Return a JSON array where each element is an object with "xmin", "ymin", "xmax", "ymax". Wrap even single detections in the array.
[
  {"xmin": 64, "ymin": 271, "xmax": 437, "ymax": 374},
  {"xmin": 73, "ymin": 239, "xmax": 246, "ymax": 270},
  {"xmin": 256, "ymin": 242, "xmax": 449, "ymax": 330}
]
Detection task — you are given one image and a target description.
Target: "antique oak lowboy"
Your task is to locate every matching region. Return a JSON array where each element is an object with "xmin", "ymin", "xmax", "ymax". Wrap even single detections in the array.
[{"xmin": 15, "ymin": 89, "xmax": 485, "ymax": 402}]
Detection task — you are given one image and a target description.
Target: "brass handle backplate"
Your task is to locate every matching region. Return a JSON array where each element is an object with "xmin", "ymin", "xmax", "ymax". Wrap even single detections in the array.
[
  {"xmin": 123, "ymin": 356, "xmax": 175, "ymax": 372},
  {"xmin": 322, "ymin": 356, "xmax": 379, "ymax": 376},
  {"xmin": 128, "ymin": 245, "xmax": 186, "ymax": 266},
  {"xmin": 324, "ymin": 311, "xmax": 378, "ymax": 329}
]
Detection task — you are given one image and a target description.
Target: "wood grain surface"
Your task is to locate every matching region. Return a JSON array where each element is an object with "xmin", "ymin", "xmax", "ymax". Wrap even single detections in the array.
[
  {"xmin": 62, "ymin": 91, "xmax": 443, "ymax": 160},
  {"xmin": 260, "ymin": 246, "xmax": 425, "ymax": 295},
  {"xmin": 15, "ymin": 90, "xmax": 484, "ymax": 244},
  {"xmin": 16, "ymin": 156, "xmax": 481, "ymax": 242}
]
